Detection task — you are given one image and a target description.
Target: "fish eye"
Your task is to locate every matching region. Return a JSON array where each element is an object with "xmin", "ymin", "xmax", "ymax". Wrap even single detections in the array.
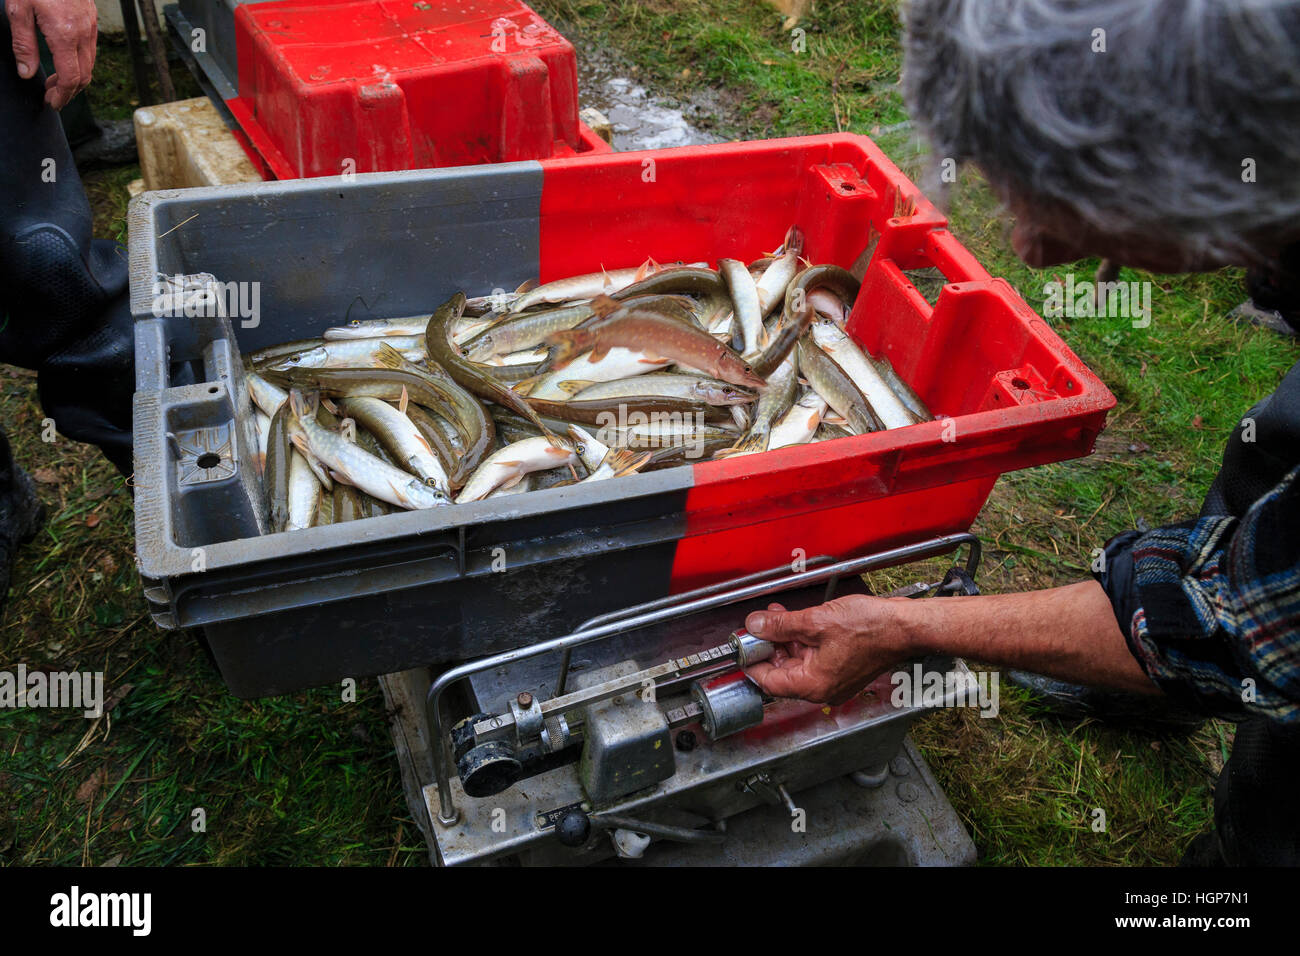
[{"xmin": 743, "ymin": 364, "xmax": 752, "ymax": 373}]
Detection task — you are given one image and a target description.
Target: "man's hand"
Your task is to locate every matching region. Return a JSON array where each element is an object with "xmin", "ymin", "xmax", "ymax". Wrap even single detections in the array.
[
  {"xmin": 745, "ymin": 582, "xmax": 1160, "ymax": 706},
  {"xmin": 744, "ymin": 595, "xmax": 910, "ymax": 705},
  {"xmin": 7, "ymin": 0, "xmax": 97, "ymax": 110}
]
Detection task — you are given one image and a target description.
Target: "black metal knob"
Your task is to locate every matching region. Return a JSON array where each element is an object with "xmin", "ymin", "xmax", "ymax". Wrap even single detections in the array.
[
  {"xmin": 456, "ymin": 740, "xmax": 522, "ymax": 798},
  {"xmin": 450, "ymin": 712, "xmax": 492, "ymax": 762},
  {"xmin": 556, "ymin": 809, "xmax": 591, "ymax": 848}
]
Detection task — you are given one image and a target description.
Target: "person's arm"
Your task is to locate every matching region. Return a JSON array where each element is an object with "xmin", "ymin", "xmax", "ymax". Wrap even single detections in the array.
[
  {"xmin": 744, "ymin": 580, "xmax": 1158, "ymax": 705},
  {"xmin": 750, "ymin": 462, "xmax": 1300, "ymax": 722},
  {"xmin": 7, "ymin": 0, "xmax": 98, "ymax": 109}
]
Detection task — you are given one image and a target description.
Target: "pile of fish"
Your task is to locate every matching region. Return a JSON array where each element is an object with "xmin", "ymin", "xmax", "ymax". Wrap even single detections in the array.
[{"xmin": 243, "ymin": 226, "xmax": 932, "ymax": 532}]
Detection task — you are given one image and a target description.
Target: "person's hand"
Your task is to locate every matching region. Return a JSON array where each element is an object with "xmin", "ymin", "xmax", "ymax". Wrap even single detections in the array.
[
  {"xmin": 7, "ymin": 0, "xmax": 97, "ymax": 110},
  {"xmin": 744, "ymin": 595, "xmax": 910, "ymax": 705}
]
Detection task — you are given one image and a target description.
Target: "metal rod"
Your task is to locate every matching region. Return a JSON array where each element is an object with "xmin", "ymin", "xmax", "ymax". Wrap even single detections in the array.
[
  {"xmin": 553, "ymin": 554, "xmax": 834, "ymax": 696},
  {"xmin": 592, "ymin": 813, "xmax": 727, "ymax": 845},
  {"xmin": 136, "ymin": 0, "xmax": 176, "ymax": 102},
  {"xmin": 428, "ymin": 532, "xmax": 979, "ymax": 825},
  {"xmin": 118, "ymin": 0, "xmax": 154, "ymax": 106}
]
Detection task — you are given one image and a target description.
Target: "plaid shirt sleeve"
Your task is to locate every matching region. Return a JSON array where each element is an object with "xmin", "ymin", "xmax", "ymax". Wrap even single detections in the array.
[{"xmin": 1101, "ymin": 464, "xmax": 1300, "ymax": 724}]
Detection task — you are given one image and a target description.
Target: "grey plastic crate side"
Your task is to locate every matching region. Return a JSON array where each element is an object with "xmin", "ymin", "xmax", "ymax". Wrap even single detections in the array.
[
  {"xmin": 165, "ymin": 2, "xmax": 239, "ymax": 101},
  {"xmin": 203, "ymin": 539, "xmax": 686, "ymax": 697},
  {"xmin": 127, "ymin": 163, "xmax": 545, "ymax": 357},
  {"xmin": 137, "ymin": 465, "xmax": 695, "ymax": 630}
]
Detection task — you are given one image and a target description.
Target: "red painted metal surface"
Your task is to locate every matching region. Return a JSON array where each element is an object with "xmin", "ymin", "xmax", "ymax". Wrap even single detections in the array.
[
  {"xmin": 228, "ymin": 0, "xmax": 609, "ymax": 179},
  {"xmin": 537, "ymin": 134, "xmax": 1115, "ymax": 591}
]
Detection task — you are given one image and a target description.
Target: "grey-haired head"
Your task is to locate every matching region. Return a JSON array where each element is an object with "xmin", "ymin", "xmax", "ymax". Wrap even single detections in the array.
[{"xmin": 902, "ymin": 0, "xmax": 1300, "ymax": 270}]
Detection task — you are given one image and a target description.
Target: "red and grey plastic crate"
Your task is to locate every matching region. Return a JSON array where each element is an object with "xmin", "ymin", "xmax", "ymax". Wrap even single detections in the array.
[
  {"xmin": 165, "ymin": 0, "xmax": 609, "ymax": 179},
  {"xmin": 129, "ymin": 134, "xmax": 1114, "ymax": 697}
]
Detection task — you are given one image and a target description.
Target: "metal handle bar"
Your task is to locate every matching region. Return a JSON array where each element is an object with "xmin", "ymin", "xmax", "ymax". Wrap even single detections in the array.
[{"xmin": 426, "ymin": 532, "xmax": 981, "ymax": 825}]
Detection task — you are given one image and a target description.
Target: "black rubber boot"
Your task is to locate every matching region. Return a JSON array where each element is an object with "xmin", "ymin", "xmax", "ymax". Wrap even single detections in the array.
[
  {"xmin": 0, "ymin": 17, "xmax": 136, "ymax": 476},
  {"xmin": 1212, "ymin": 719, "xmax": 1300, "ymax": 865},
  {"xmin": 0, "ymin": 428, "xmax": 47, "ymax": 621},
  {"xmin": 1244, "ymin": 243, "xmax": 1300, "ymax": 336},
  {"xmin": 36, "ymin": 292, "xmax": 136, "ymax": 477}
]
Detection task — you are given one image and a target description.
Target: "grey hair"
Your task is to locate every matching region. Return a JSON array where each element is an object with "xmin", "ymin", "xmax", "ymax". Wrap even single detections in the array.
[{"xmin": 901, "ymin": 0, "xmax": 1300, "ymax": 264}]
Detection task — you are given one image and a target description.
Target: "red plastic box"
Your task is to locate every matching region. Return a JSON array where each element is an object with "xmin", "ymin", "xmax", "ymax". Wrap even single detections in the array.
[
  {"xmin": 227, "ymin": 0, "xmax": 609, "ymax": 179},
  {"xmin": 536, "ymin": 135, "xmax": 1117, "ymax": 590}
]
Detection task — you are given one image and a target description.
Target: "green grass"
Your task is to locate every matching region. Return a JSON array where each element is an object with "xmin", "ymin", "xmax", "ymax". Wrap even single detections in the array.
[
  {"xmin": 4, "ymin": 3, "xmax": 1298, "ymax": 867},
  {"xmin": 541, "ymin": 0, "xmax": 908, "ymax": 138}
]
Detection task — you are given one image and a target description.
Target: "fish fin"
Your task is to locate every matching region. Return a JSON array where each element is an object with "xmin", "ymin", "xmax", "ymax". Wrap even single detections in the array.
[
  {"xmin": 515, "ymin": 278, "xmax": 537, "ymax": 294},
  {"xmin": 567, "ymin": 463, "xmax": 580, "ymax": 481},
  {"xmin": 329, "ymin": 470, "xmax": 353, "ymax": 487},
  {"xmin": 638, "ymin": 356, "xmax": 671, "ymax": 366},
  {"xmin": 288, "ymin": 390, "xmax": 311, "ymax": 422},
  {"xmin": 374, "ymin": 342, "xmax": 408, "ymax": 371},
  {"xmin": 823, "ymin": 412, "xmax": 849, "ymax": 426},
  {"xmin": 289, "ymin": 433, "xmax": 311, "ymax": 459},
  {"xmin": 398, "ymin": 385, "xmax": 409, "ymax": 415},
  {"xmin": 414, "ymin": 434, "xmax": 434, "ymax": 454},
  {"xmin": 589, "ymin": 293, "xmax": 621, "ymax": 319},
  {"xmin": 784, "ymin": 225, "xmax": 805, "ymax": 256},
  {"xmin": 716, "ymin": 431, "xmax": 768, "ymax": 458},
  {"xmin": 806, "ymin": 410, "xmax": 823, "ymax": 429},
  {"xmin": 588, "ymin": 344, "xmax": 611, "ymax": 363},
  {"xmin": 603, "ymin": 448, "xmax": 651, "ymax": 477},
  {"xmin": 386, "ymin": 477, "xmax": 410, "ymax": 504},
  {"xmin": 500, "ymin": 473, "xmax": 526, "ymax": 490},
  {"xmin": 556, "ymin": 379, "xmax": 595, "ymax": 397},
  {"xmin": 512, "ymin": 375, "xmax": 539, "ymax": 397},
  {"xmin": 310, "ymin": 461, "xmax": 334, "ymax": 492},
  {"xmin": 545, "ymin": 331, "xmax": 588, "ymax": 369},
  {"xmin": 496, "ymin": 460, "xmax": 524, "ymax": 468},
  {"xmin": 320, "ymin": 396, "xmax": 341, "ymax": 416},
  {"xmin": 759, "ymin": 326, "xmax": 771, "ymax": 347}
]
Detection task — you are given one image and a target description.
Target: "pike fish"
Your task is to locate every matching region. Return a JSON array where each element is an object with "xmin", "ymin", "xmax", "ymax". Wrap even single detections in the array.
[
  {"xmin": 324, "ymin": 315, "xmax": 431, "ymax": 340},
  {"xmin": 567, "ymin": 425, "xmax": 651, "ymax": 482},
  {"xmin": 810, "ymin": 320, "xmax": 919, "ymax": 430},
  {"xmin": 425, "ymin": 293, "xmax": 554, "ymax": 437},
  {"xmin": 455, "ymin": 436, "xmax": 579, "ymax": 502},
  {"xmin": 288, "ymin": 391, "xmax": 450, "ymax": 510},
  {"xmin": 718, "ymin": 258, "xmax": 766, "ymax": 357},
  {"xmin": 754, "ymin": 226, "xmax": 804, "ymax": 316},
  {"xmin": 797, "ymin": 335, "xmax": 882, "ymax": 435},
  {"xmin": 769, "ymin": 390, "xmax": 828, "ymax": 449},
  {"xmin": 264, "ymin": 336, "xmax": 425, "ymax": 371},
  {"xmin": 517, "ymin": 346, "xmax": 671, "ymax": 402},
  {"xmin": 547, "ymin": 297, "xmax": 767, "ymax": 391},
  {"xmin": 336, "ymin": 396, "xmax": 450, "ymax": 493},
  {"xmin": 717, "ymin": 355, "xmax": 797, "ymax": 457}
]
